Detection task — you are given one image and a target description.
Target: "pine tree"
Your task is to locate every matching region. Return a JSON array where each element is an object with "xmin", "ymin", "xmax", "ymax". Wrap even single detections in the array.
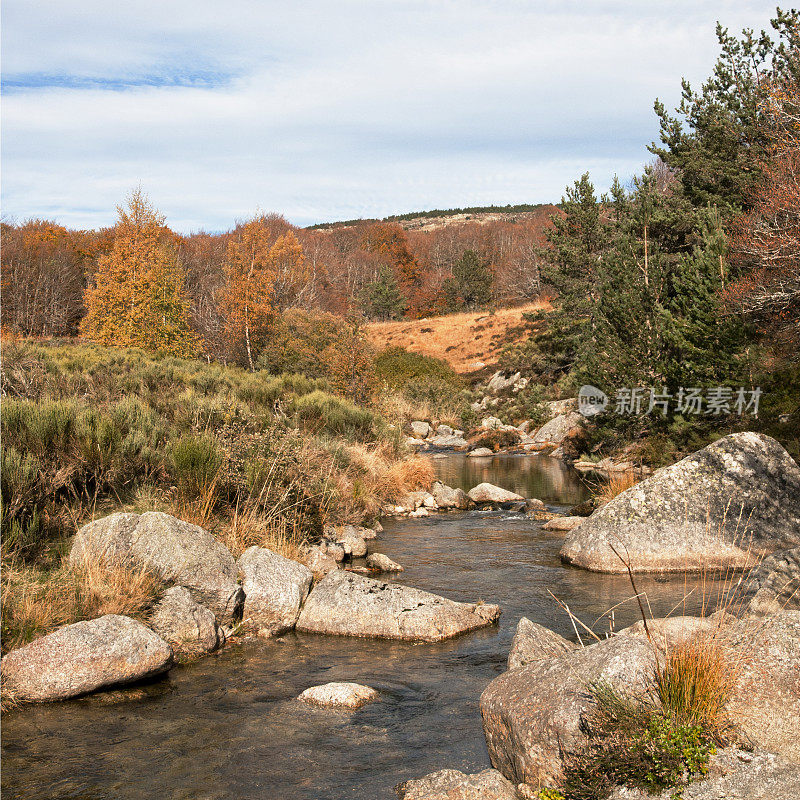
[
  {"xmin": 81, "ymin": 189, "xmax": 201, "ymax": 358},
  {"xmin": 359, "ymin": 265, "xmax": 407, "ymax": 320},
  {"xmin": 443, "ymin": 249, "xmax": 494, "ymax": 311}
]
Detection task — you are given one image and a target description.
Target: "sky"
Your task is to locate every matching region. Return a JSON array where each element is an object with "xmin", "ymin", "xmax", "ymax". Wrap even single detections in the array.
[{"xmin": 1, "ymin": 1, "xmax": 777, "ymax": 232}]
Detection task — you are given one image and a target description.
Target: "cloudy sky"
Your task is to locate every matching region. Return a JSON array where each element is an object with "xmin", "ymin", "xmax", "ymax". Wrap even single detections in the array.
[{"xmin": 2, "ymin": 1, "xmax": 775, "ymax": 232}]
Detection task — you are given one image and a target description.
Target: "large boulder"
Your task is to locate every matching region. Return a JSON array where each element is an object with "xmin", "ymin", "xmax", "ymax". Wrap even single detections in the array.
[
  {"xmin": 532, "ymin": 412, "xmax": 584, "ymax": 445},
  {"xmin": 725, "ymin": 611, "xmax": 800, "ymax": 763},
  {"xmin": 237, "ymin": 546, "xmax": 313, "ymax": 636},
  {"xmin": 148, "ymin": 586, "xmax": 219, "ymax": 654},
  {"xmin": 609, "ymin": 748, "xmax": 800, "ymax": 800},
  {"xmin": 468, "ymin": 447, "xmax": 495, "ymax": 458},
  {"xmin": 71, "ymin": 512, "xmax": 244, "ymax": 622},
  {"xmin": 427, "ymin": 434, "xmax": 470, "ymax": 449},
  {"xmin": 410, "ymin": 421, "xmax": 432, "ymax": 439},
  {"xmin": 432, "ymin": 481, "xmax": 470, "ymax": 510},
  {"xmin": 487, "ymin": 371, "xmax": 522, "ymax": 395},
  {"xmin": 330, "ymin": 527, "xmax": 368, "ymax": 558},
  {"xmin": 561, "ymin": 433, "xmax": 800, "ymax": 573},
  {"xmin": 481, "ymin": 635, "xmax": 655, "ymax": 786},
  {"xmin": 2, "ymin": 615, "xmax": 173, "ymax": 702},
  {"xmin": 395, "ymin": 768, "xmax": 518, "ymax": 800},
  {"xmin": 298, "ymin": 681, "xmax": 379, "ymax": 710},
  {"xmin": 468, "ymin": 483, "xmax": 524, "ymax": 505},
  {"xmin": 738, "ymin": 546, "xmax": 800, "ymax": 615},
  {"xmin": 296, "ymin": 571, "xmax": 500, "ymax": 642},
  {"xmin": 507, "ymin": 617, "xmax": 577, "ymax": 670}
]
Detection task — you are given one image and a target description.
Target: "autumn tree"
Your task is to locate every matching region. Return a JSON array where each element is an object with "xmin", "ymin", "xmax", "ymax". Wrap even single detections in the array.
[
  {"xmin": 219, "ymin": 216, "xmax": 276, "ymax": 370},
  {"xmin": 81, "ymin": 190, "xmax": 201, "ymax": 357},
  {"xmin": 268, "ymin": 230, "xmax": 312, "ymax": 310}
]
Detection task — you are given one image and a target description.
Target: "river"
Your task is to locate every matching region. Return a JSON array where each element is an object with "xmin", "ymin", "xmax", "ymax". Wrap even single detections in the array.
[{"xmin": 2, "ymin": 455, "xmax": 718, "ymax": 800}]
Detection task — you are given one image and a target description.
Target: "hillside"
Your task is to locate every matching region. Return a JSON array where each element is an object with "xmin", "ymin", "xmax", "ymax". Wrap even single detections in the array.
[{"xmin": 364, "ymin": 300, "xmax": 550, "ymax": 374}]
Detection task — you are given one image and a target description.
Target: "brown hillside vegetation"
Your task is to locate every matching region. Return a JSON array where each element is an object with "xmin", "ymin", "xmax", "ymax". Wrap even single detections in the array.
[{"xmin": 365, "ymin": 300, "xmax": 551, "ymax": 373}]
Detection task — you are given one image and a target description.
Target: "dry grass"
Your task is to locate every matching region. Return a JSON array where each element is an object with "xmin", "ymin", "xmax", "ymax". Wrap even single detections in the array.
[
  {"xmin": 364, "ymin": 300, "xmax": 552, "ymax": 373},
  {"xmin": 378, "ymin": 456, "xmax": 435, "ymax": 500},
  {"xmin": 220, "ymin": 501, "xmax": 308, "ymax": 561},
  {"xmin": 1, "ymin": 553, "xmax": 163, "ymax": 656},
  {"xmin": 655, "ymin": 635, "xmax": 739, "ymax": 730},
  {"xmin": 593, "ymin": 472, "xmax": 641, "ymax": 505}
]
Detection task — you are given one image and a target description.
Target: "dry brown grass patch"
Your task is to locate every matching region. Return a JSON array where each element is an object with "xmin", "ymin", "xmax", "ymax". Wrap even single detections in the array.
[
  {"xmin": 379, "ymin": 456, "xmax": 435, "ymax": 500},
  {"xmin": 594, "ymin": 472, "xmax": 641, "ymax": 505}
]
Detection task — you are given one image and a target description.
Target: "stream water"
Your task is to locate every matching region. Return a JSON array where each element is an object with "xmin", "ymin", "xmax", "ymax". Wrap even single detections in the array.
[{"xmin": 2, "ymin": 455, "xmax": 719, "ymax": 800}]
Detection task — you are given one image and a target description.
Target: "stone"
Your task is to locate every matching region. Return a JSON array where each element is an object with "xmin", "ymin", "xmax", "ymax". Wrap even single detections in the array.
[
  {"xmin": 561, "ymin": 433, "xmax": 800, "ymax": 573},
  {"xmin": 305, "ymin": 546, "xmax": 336, "ymax": 575},
  {"xmin": 396, "ymin": 768, "xmax": 518, "ymax": 800},
  {"xmin": 366, "ymin": 552, "xmax": 404, "ymax": 572},
  {"xmin": 738, "ymin": 546, "xmax": 800, "ymax": 615},
  {"xmin": 570, "ymin": 499, "xmax": 595, "ymax": 517},
  {"xmin": 297, "ymin": 681, "xmax": 379, "ymax": 710},
  {"xmin": 397, "ymin": 491, "xmax": 432, "ymax": 512},
  {"xmin": 432, "ymin": 482, "xmax": 470, "ymax": 510},
  {"xmin": 531, "ymin": 411, "xmax": 584, "ymax": 445},
  {"xmin": 427, "ymin": 434, "xmax": 470, "ymax": 449},
  {"xmin": 542, "ymin": 516, "xmax": 584, "ymax": 532},
  {"xmin": 321, "ymin": 540, "xmax": 346, "ymax": 561},
  {"xmin": 2, "ymin": 615, "xmax": 173, "ymax": 702},
  {"xmin": 468, "ymin": 447, "xmax": 495, "ymax": 458},
  {"xmin": 725, "ymin": 611, "xmax": 800, "ymax": 762},
  {"xmin": 436, "ymin": 424, "xmax": 454, "ymax": 437},
  {"xmin": 358, "ymin": 526, "xmax": 379, "ymax": 540},
  {"xmin": 331, "ymin": 527, "xmax": 368, "ymax": 558},
  {"xmin": 237, "ymin": 546, "xmax": 313, "ymax": 636},
  {"xmin": 149, "ymin": 586, "xmax": 219, "ymax": 654},
  {"xmin": 487, "ymin": 371, "xmax": 522, "ymax": 395},
  {"xmin": 410, "ymin": 421, "xmax": 432, "ymax": 439},
  {"xmin": 608, "ymin": 748, "xmax": 800, "ymax": 800},
  {"xmin": 467, "ymin": 483, "xmax": 524, "ymax": 505},
  {"xmin": 525, "ymin": 498, "xmax": 546, "ymax": 511},
  {"xmin": 481, "ymin": 416, "xmax": 504, "ymax": 429},
  {"xmin": 481, "ymin": 635, "xmax": 655, "ymax": 786},
  {"xmin": 296, "ymin": 570, "xmax": 500, "ymax": 642},
  {"xmin": 618, "ymin": 615, "xmax": 717, "ymax": 650},
  {"xmin": 70, "ymin": 512, "xmax": 243, "ymax": 623},
  {"xmin": 507, "ymin": 617, "xmax": 577, "ymax": 670}
]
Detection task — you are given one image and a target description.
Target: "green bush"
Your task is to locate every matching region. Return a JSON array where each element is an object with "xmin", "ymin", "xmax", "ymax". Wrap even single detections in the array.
[
  {"xmin": 374, "ymin": 346, "xmax": 463, "ymax": 390},
  {"xmin": 170, "ymin": 434, "xmax": 223, "ymax": 500},
  {"xmin": 291, "ymin": 390, "xmax": 378, "ymax": 440}
]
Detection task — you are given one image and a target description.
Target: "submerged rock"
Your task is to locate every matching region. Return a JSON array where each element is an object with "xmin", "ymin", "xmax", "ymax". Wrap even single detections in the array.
[
  {"xmin": 2, "ymin": 615, "xmax": 173, "ymax": 702},
  {"xmin": 365, "ymin": 552, "xmax": 404, "ymax": 572},
  {"xmin": 560, "ymin": 433, "xmax": 800, "ymax": 573},
  {"xmin": 149, "ymin": 586, "xmax": 219, "ymax": 654},
  {"xmin": 296, "ymin": 571, "xmax": 500, "ymax": 642},
  {"xmin": 507, "ymin": 617, "xmax": 576, "ymax": 670},
  {"xmin": 297, "ymin": 681, "xmax": 379, "ymax": 710},
  {"xmin": 70, "ymin": 511, "xmax": 244, "ymax": 623},
  {"xmin": 481, "ymin": 635, "xmax": 655, "ymax": 786},
  {"xmin": 395, "ymin": 768, "xmax": 518, "ymax": 800},
  {"xmin": 467, "ymin": 483, "xmax": 524, "ymax": 505},
  {"xmin": 237, "ymin": 546, "xmax": 313, "ymax": 636}
]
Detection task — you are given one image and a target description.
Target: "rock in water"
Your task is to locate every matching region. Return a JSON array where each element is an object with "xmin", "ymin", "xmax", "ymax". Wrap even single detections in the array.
[
  {"xmin": 237, "ymin": 546, "xmax": 313, "ymax": 636},
  {"xmin": 531, "ymin": 412, "xmax": 584, "ymax": 445},
  {"xmin": 541, "ymin": 516, "xmax": 584, "ymax": 532},
  {"xmin": 297, "ymin": 681, "xmax": 379, "ymax": 709},
  {"xmin": 481, "ymin": 635, "xmax": 655, "ymax": 786},
  {"xmin": 560, "ymin": 433, "xmax": 800, "ymax": 573},
  {"xmin": 507, "ymin": 617, "xmax": 576, "ymax": 670},
  {"xmin": 71, "ymin": 511, "xmax": 244, "ymax": 622},
  {"xmin": 1, "ymin": 615, "xmax": 173, "ymax": 702},
  {"xmin": 468, "ymin": 447, "xmax": 495, "ymax": 458},
  {"xmin": 149, "ymin": 586, "xmax": 219, "ymax": 653},
  {"xmin": 365, "ymin": 552, "xmax": 404, "ymax": 572},
  {"xmin": 296, "ymin": 571, "xmax": 499, "ymax": 642},
  {"xmin": 395, "ymin": 768, "xmax": 518, "ymax": 799},
  {"xmin": 432, "ymin": 482, "xmax": 470, "ymax": 510},
  {"xmin": 467, "ymin": 483, "xmax": 524, "ymax": 504}
]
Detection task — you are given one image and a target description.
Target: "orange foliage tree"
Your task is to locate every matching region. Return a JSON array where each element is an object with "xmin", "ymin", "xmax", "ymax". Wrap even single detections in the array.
[
  {"xmin": 81, "ymin": 190, "xmax": 201, "ymax": 357},
  {"xmin": 729, "ymin": 74, "xmax": 800, "ymax": 349},
  {"xmin": 219, "ymin": 217, "xmax": 277, "ymax": 370}
]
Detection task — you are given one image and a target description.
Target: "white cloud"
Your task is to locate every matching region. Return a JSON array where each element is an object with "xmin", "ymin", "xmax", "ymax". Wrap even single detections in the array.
[{"xmin": 1, "ymin": 1, "xmax": 776, "ymax": 231}]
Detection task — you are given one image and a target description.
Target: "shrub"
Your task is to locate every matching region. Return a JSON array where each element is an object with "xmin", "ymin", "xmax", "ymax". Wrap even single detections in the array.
[
  {"xmin": 291, "ymin": 390, "xmax": 378, "ymax": 440},
  {"xmin": 374, "ymin": 346, "xmax": 463, "ymax": 390},
  {"xmin": 593, "ymin": 472, "xmax": 640, "ymax": 506},
  {"xmin": 170, "ymin": 434, "xmax": 223, "ymax": 506}
]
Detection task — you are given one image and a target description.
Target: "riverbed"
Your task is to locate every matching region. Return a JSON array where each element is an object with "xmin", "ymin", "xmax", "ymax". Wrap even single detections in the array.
[{"xmin": 2, "ymin": 455, "xmax": 719, "ymax": 800}]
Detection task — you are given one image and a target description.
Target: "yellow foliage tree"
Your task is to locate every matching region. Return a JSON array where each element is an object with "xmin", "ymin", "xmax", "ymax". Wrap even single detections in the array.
[
  {"xmin": 219, "ymin": 217, "xmax": 276, "ymax": 370},
  {"xmin": 81, "ymin": 190, "xmax": 202, "ymax": 357}
]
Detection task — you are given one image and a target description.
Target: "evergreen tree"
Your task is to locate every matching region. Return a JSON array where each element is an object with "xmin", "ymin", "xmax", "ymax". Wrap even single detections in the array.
[
  {"xmin": 443, "ymin": 249, "xmax": 494, "ymax": 311},
  {"xmin": 359, "ymin": 265, "xmax": 406, "ymax": 320}
]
